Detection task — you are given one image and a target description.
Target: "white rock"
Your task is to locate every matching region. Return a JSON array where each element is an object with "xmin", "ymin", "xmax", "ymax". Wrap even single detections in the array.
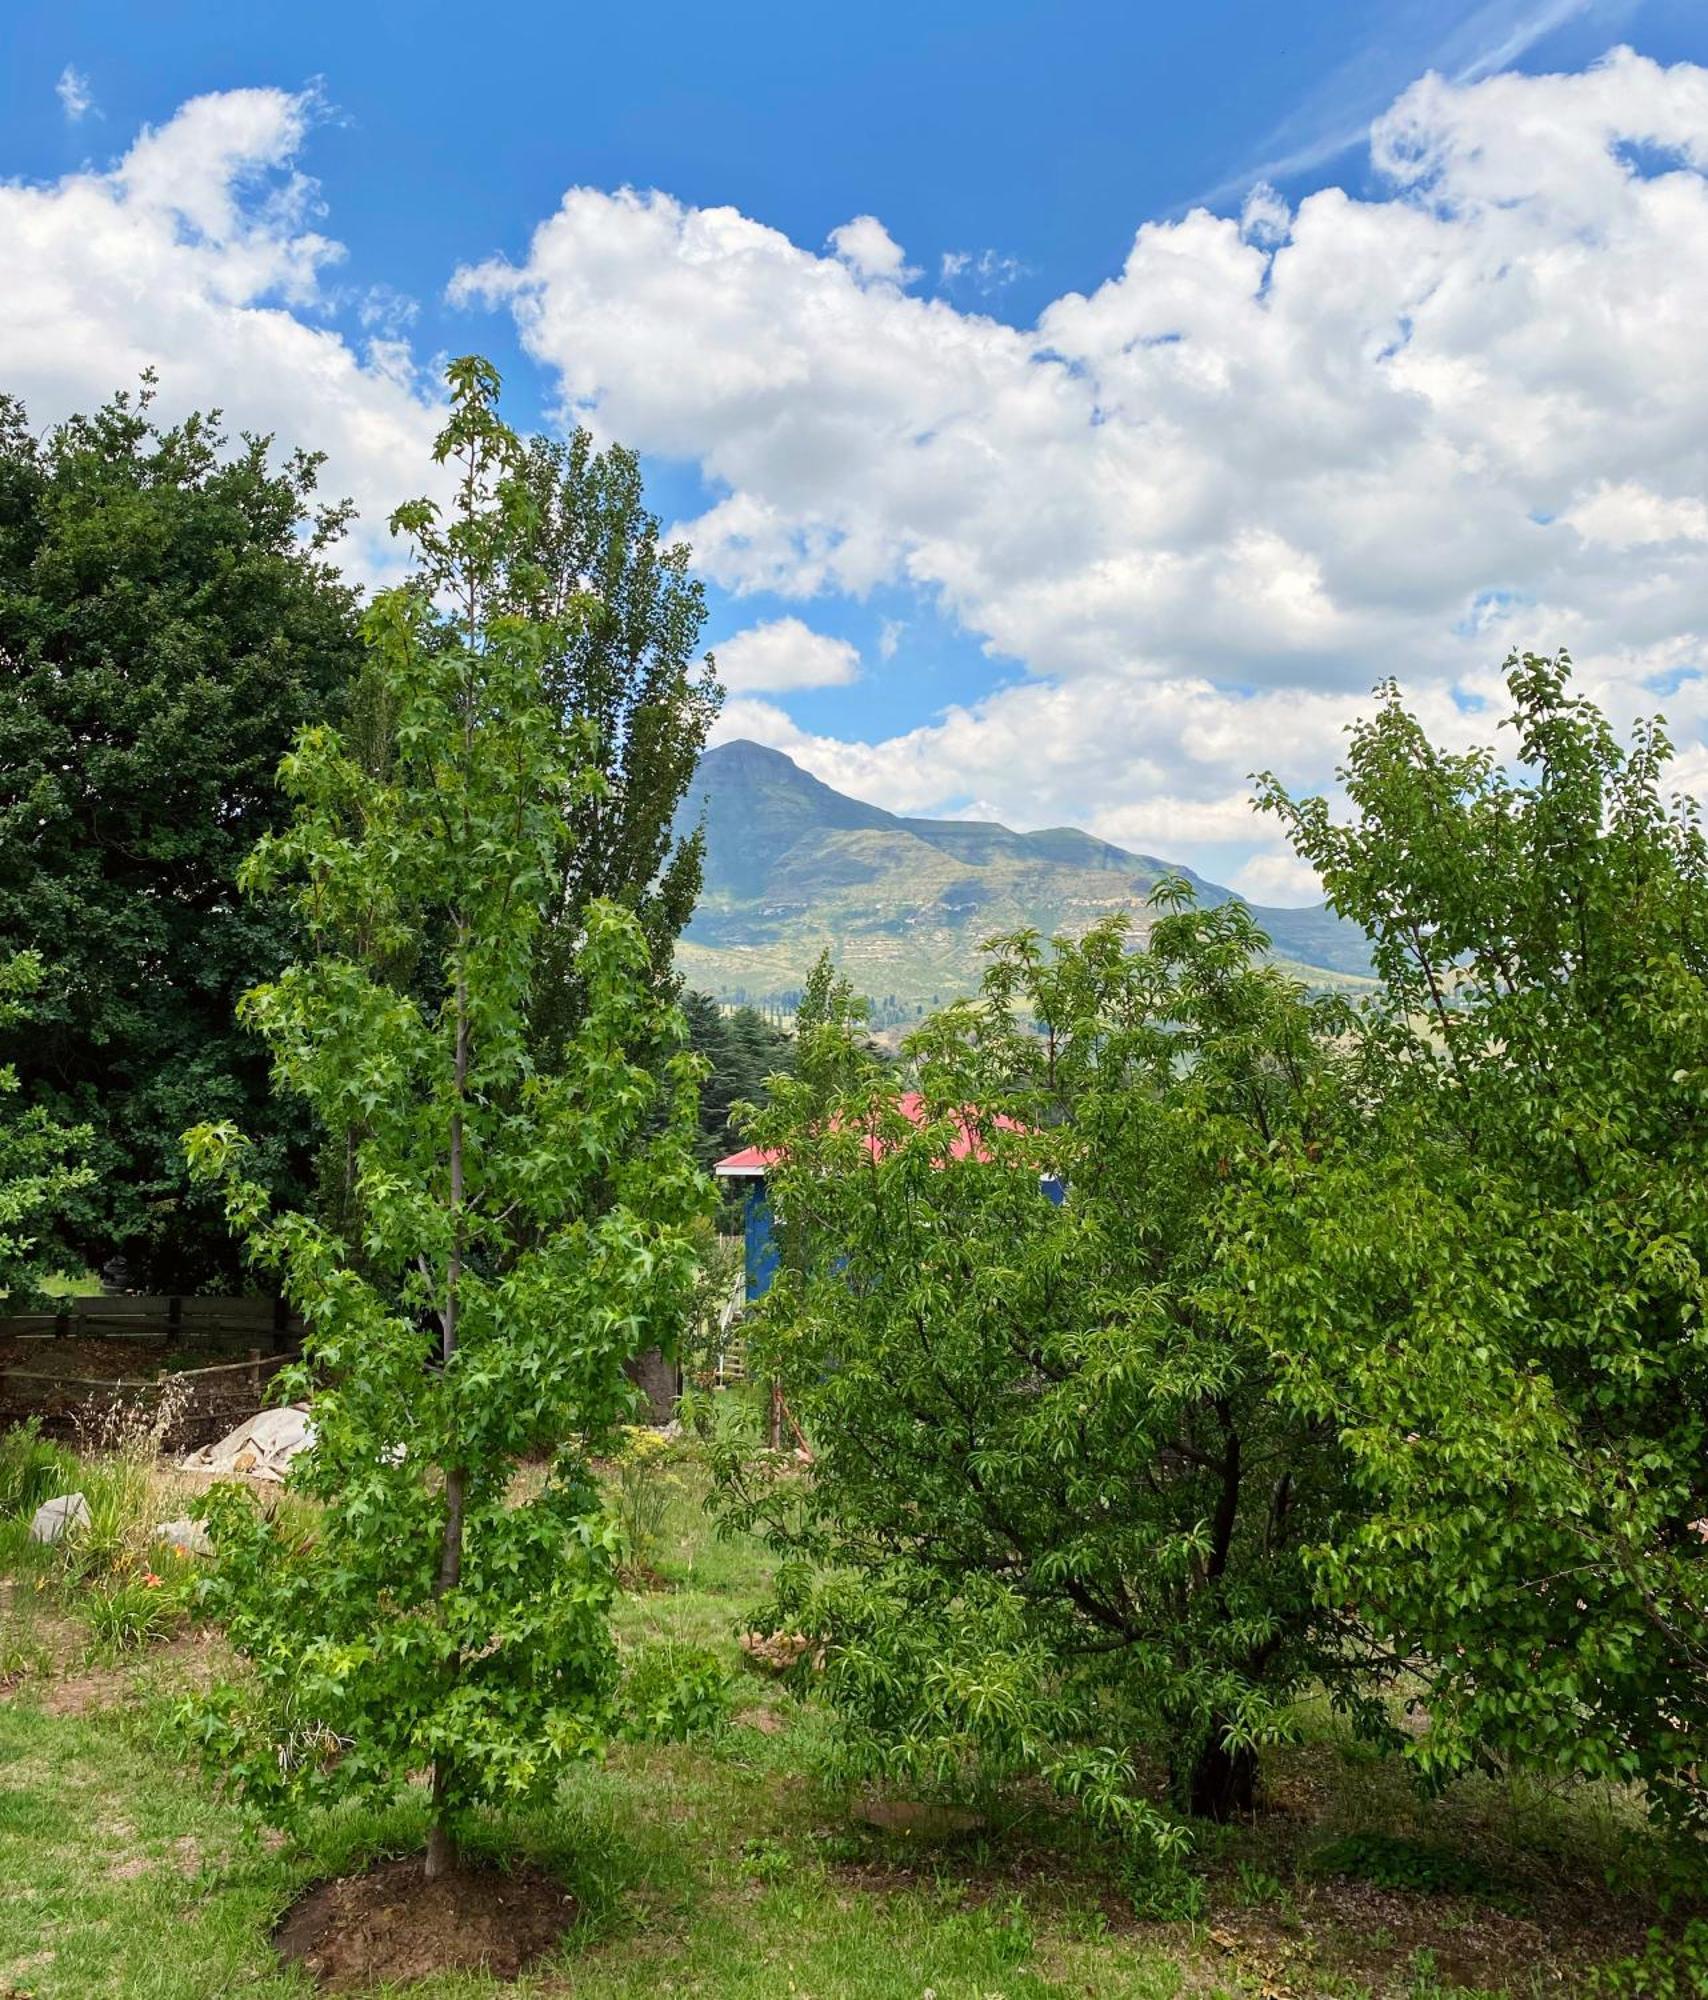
[
  {"xmin": 29, "ymin": 1492, "xmax": 89, "ymax": 1545},
  {"xmin": 153, "ymin": 1517, "xmax": 214, "ymax": 1557},
  {"xmin": 179, "ymin": 1404, "xmax": 314, "ymax": 1482}
]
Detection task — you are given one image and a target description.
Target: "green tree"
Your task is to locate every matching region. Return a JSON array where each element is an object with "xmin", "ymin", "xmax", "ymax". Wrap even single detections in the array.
[
  {"xmin": 1253, "ymin": 652, "xmax": 1708, "ymax": 1833},
  {"xmin": 503, "ymin": 429, "xmax": 721, "ymax": 1057},
  {"xmin": 680, "ymin": 991, "xmax": 794, "ymax": 1172},
  {"xmin": 0, "ymin": 381, "xmax": 361, "ymax": 1291},
  {"xmin": 186, "ymin": 358, "xmax": 709, "ymax": 1878},
  {"xmin": 0, "ymin": 953, "xmax": 92, "ymax": 1301},
  {"xmin": 717, "ymin": 898, "xmax": 1369, "ymax": 1854}
]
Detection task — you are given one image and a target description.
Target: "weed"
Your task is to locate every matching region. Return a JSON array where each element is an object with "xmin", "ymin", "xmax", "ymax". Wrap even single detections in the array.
[
  {"xmin": 1126, "ymin": 1851, "xmax": 1208, "ymax": 1921},
  {"xmin": 83, "ymin": 1572, "xmax": 184, "ymax": 1658},
  {"xmin": 1307, "ymin": 1831, "xmax": 1508, "ymax": 1904},
  {"xmin": 608, "ymin": 1425, "xmax": 694, "ymax": 1578},
  {"xmin": 619, "ymin": 1636, "xmax": 736, "ymax": 1743},
  {"xmin": 740, "ymin": 1834, "xmax": 795, "ymax": 1883},
  {"xmin": 1590, "ymin": 1920, "xmax": 1708, "ymax": 1997}
]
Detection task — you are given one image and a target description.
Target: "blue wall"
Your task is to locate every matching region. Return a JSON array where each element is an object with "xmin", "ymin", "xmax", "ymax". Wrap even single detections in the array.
[
  {"xmin": 739, "ymin": 1170, "xmax": 1062, "ymax": 1301},
  {"xmin": 743, "ymin": 1180, "xmax": 780, "ymax": 1302}
]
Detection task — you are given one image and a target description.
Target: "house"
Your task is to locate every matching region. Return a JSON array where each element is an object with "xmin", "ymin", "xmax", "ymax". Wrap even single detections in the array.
[{"xmin": 714, "ymin": 1090, "xmax": 1064, "ymax": 1302}]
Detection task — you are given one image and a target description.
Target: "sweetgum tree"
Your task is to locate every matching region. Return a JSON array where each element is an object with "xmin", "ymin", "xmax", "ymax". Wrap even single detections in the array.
[
  {"xmin": 187, "ymin": 359, "xmax": 708, "ymax": 1876},
  {"xmin": 718, "ymin": 896, "xmax": 1375, "ymax": 1853},
  {"xmin": 1252, "ymin": 652, "xmax": 1708, "ymax": 1832}
]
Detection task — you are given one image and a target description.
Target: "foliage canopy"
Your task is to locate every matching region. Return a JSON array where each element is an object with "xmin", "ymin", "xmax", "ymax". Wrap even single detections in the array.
[
  {"xmin": 720, "ymin": 894, "xmax": 1372, "ymax": 1849},
  {"xmin": 1252, "ymin": 651, "xmax": 1708, "ymax": 1831},
  {"xmin": 0, "ymin": 381, "xmax": 361, "ymax": 1290}
]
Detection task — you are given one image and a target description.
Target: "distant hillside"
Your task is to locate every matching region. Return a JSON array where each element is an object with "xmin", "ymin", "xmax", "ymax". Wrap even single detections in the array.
[{"xmin": 673, "ymin": 739, "xmax": 1369, "ymax": 1022}]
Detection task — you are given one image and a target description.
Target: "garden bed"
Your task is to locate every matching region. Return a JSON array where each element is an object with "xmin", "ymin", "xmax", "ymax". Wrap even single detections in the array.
[{"xmin": 0, "ymin": 1332, "xmax": 296, "ymax": 1450}]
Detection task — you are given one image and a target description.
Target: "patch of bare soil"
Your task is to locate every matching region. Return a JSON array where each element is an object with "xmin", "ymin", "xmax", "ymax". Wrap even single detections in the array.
[
  {"xmin": 1189, "ymin": 1876, "xmax": 1658, "ymax": 1998},
  {"xmin": 274, "ymin": 1856, "xmax": 577, "ymax": 1991},
  {"xmin": 855, "ymin": 1798, "xmax": 985, "ymax": 1838},
  {"xmin": 29, "ymin": 1665, "xmax": 134, "ymax": 1717}
]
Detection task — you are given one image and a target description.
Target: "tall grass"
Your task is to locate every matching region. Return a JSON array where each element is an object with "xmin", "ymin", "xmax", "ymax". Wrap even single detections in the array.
[{"xmin": 0, "ymin": 1418, "xmax": 79, "ymax": 1518}]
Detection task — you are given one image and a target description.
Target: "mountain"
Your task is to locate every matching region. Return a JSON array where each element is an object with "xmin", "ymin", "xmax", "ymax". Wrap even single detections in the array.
[{"xmin": 673, "ymin": 740, "xmax": 1369, "ymax": 1022}]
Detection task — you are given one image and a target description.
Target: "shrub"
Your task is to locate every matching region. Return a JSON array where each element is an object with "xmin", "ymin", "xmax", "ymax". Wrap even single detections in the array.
[
  {"xmin": 619, "ymin": 1638, "xmax": 736, "ymax": 1743},
  {"xmin": 84, "ymin": 1570, "xmax": 183, "ymax": 1657},
  {"xmin": 719, "ymin": 902, "xmax": 1369, "ymax": 1858},
  {"xmin": 1590, "ymin": 1921, "xmax": 1708, "ymax": 1998},
  {"xmin": 609, "ymin": 1426, "xmax": 692, "ymax": 1578}
]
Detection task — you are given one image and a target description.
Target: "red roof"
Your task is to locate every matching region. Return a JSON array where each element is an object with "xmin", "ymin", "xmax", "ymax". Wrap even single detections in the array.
[{"xmin": 714, "ymin": 1091, "xmax": 1024, "ymax": 1177}]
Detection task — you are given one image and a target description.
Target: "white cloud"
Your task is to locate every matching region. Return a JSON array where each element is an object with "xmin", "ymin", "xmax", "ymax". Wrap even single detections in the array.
[
  {"xmin": 11, "ymin": 58, "xmax": 1708, "ymax": 905},
  {"xmin": 56, "ymin": 66, "xmax": 94, "ymax": 123},
  {"xmin": 1565, "ymin": 482, "xmax": 1708, "ymax": 549},
  {"xmin": 1195, "ymin": 0, "xmax": 1614, "ymax": 204},
  {"xmin": 826, "ymin": 214, "xmax": 918, "ymax": 286},
  {"xmin": 715, "ymin": 616, "xmax": 861, "ymax": 692},
  {"xmin": 940, "ymin": 247, "xmax": 1026, "ymax": 292},
  {"xmin": 458, "ymin": 47, "xmax": 1708, "ymax": 896},
  {"xmin": 1238, "ymin": 182, "xmax": 1291, "ymax": 246},
  {"xmin": 0, "ymin": 86, "xmax": 447, "ymax": 580}
]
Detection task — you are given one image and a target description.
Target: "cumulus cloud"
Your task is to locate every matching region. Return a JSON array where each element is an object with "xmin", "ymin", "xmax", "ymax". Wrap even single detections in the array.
[
  {"xmin": 457, "ymin": 47, "xmax": 1708, "ymax": 894},
  {"xmin": 1, "ymin": 86, "xmax": 446, "ymax": 578},
  {"xmin": 827, "ymin": 214, "xmax": 917, "ymax": 285},
  {"xmin": 56, "ymin": 66, "xmax": 94, "ymax": 123},
  {"xmin": 12, "ymin": 56, "xmax": 1708, "ymax": 903},
  {"xmin": 715, "ymin": 616, "xmax": 862, "ymax": 692}
]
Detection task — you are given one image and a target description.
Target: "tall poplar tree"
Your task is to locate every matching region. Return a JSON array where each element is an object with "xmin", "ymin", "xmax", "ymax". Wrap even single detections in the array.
[{"xmin": 503, "ymin": 429, "xmax": 722, "ymax": 1056}]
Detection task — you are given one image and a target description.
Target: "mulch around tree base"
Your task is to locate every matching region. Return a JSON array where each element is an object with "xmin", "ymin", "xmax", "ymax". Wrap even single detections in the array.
[{"xmin": 274, "ymin": 1856, "xmax": 577, "ymax": 1990}]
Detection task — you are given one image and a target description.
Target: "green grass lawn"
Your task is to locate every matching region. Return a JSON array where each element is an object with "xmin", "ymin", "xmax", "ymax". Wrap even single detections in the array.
[{"xmin": 0, "ymin": 1456, "xmax": 1697, "ymax": 1999}]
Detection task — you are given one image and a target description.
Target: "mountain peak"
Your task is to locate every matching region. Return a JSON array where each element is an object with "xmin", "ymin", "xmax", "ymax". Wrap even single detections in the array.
[{"xmin": 676, "ymin": 738, "xmax": 1370, "ymax": 1013}]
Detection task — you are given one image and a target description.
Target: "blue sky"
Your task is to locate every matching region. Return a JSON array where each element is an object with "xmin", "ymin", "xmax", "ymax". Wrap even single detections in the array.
[{"xmin": 5, "ymin": 0, "xmax": 1708, "ymax": 896}]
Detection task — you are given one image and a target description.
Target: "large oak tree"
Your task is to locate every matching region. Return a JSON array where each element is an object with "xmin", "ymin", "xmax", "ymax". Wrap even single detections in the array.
[{"xmin": 0, "ymin": 382, "xmax": 360, "ymax": 1290}]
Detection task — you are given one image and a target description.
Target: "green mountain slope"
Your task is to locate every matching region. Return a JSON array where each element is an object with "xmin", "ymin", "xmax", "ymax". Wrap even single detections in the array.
[{"xmin": 674, "ymin": 739, "xmax": 1369, "ymax": 1019}]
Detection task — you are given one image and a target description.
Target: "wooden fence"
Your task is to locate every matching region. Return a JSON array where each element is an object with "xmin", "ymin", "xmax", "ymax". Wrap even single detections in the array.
[
  {"xmin": 0, "ymin": 1293, "xmax": 301, "ymax": 1351},
  {"xmin": 0, "ymin": 1294, "xmax": 303, "ymax": 1447}
]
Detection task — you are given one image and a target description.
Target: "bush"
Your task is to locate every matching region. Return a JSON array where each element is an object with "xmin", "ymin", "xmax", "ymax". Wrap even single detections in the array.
[
  {"xmin": 84, "ymin": 1570, "xmax": 184, "ymax": 1657},
  {"xmin": 720, "ymin": 906, "xmax": 1366, "ymax": 1857},
  {"xmin": 619, "ymin": 1638, "xmax": 736, "ymax": 1743},
  {"xmin": 609, "ymin": 1427, "xmax": 694, "ymax": 1579}
]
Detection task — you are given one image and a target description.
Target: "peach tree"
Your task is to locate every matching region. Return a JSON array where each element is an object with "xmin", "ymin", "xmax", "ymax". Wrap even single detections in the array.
[
  {"xmin": 716, "ymin": 896, "xmax": 1374, "ymax": 1866},
  {"xmin": 1252, "ymin": 654, "xmax": 1708, "ymax": 1836}
]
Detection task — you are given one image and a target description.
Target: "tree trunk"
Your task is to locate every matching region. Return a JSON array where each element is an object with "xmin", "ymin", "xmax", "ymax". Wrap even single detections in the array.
[
  {"xmin": 425, "ymin": 956, "xmax": 471, "ymax": 1880},
  {"xmin": 424, "ymin": 1765, "xmax": 456, "ymax": 1881},
  {"xmin": 1182, "ymin": 1732, "xmax": 1259, "ymax": 1821}
]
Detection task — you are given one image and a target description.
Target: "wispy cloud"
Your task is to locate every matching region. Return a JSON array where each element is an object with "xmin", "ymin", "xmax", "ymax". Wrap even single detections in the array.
[
  {"xmin": 55, "ymin": 64, "xmax": 95, "ymax": 123},
  {"xmin": 939, "ymin": 247, "xmax": 1028, "ymax": 294},
  {"xmin": 1192, "ymin": 0, "xmax": 1632, "ymax": 206}
]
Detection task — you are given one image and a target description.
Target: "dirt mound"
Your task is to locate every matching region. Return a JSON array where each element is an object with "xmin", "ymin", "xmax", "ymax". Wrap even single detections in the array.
[{"xmin": 274, "ymin": 1855, "xmax": 576, "ymax": 1990}]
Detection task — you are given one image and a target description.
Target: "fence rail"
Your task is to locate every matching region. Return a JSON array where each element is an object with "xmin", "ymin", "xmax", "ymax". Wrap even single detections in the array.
[
  {"xmin": 0, "ymin": 1295, "xmax": 304, "ymax": 1447},
  {"xmin": 0, "ymin": 1293, "xmax": 302, "ymax": 1353}
]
